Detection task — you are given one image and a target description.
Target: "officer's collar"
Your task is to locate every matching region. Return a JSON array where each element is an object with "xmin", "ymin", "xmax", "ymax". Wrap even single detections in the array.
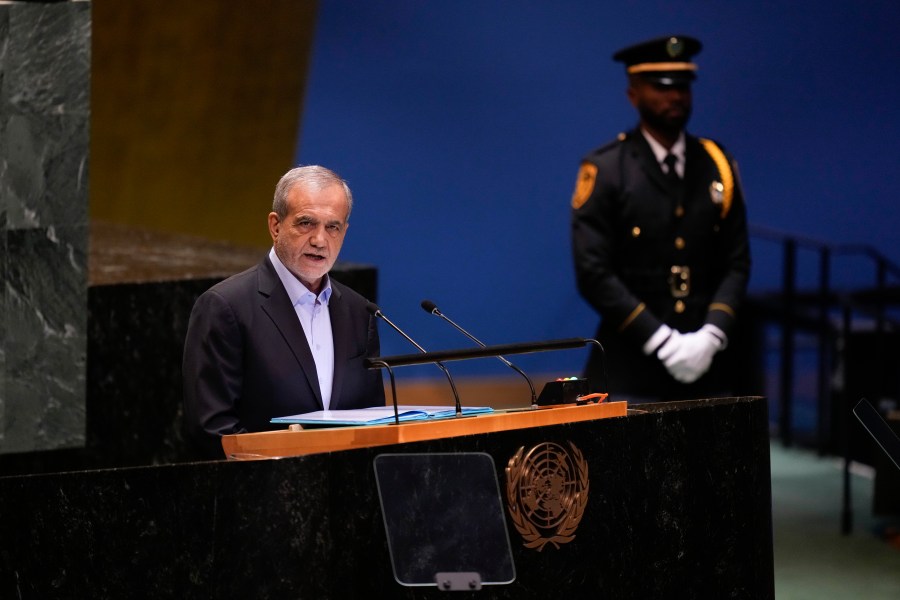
[{"xmin": 640, "ymin": 128, "xmax": 686, "ymax": 166}]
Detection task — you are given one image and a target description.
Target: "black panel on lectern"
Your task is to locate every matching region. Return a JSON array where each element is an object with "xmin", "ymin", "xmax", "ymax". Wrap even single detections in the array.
[{"xmin": 374, "ymin": 453, "xmax": 516, "ymax": 587}]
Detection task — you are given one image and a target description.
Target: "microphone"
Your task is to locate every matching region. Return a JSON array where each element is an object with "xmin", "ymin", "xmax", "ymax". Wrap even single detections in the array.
[
  {"xmin": 421, "ymin": 300, "xmax": 538, "ymax": 406},
  {"xmin": 366, "ymin": 303, "xmax": 463, "ymax": 416}
]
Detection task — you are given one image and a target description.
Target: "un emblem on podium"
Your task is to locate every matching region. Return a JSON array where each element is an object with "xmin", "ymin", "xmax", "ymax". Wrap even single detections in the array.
[{"xmin": 505, "ymin": 441, "xmax": 589, "ymax": 551}]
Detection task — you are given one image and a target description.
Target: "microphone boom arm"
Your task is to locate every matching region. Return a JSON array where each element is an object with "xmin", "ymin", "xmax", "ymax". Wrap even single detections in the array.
[
  {"xmin": 365, "ymin": 337, "xmax": 595, "ymax": 368},
  {"xmin": 368, "ymin": 304, "xmax": 464, "ymax": 416},
  {"xmin": 423, "ymin": 302, "xmax": 538, "ymax": 405}
]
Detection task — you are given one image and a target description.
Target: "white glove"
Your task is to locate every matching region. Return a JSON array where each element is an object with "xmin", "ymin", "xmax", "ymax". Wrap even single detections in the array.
[
  {"xmin": 643, "ymin": 324, "xmax": 679, "ymax": 356},
  {"xmin": 659, "ymin": 324, "xmax": 726, "ymax": 384}
]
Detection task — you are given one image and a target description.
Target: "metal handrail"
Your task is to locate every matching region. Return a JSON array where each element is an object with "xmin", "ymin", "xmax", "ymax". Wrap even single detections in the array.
[
  {"xmin": 749, "ymin": 226, "xmax": 900, "ymax": 445},
  {"xmin": 750, "ymin": 224, "xmax": 900, "ymax": 282},
  {"xmin": 749, "ymin": 225, "xmax": 900, "ymax": 535}
]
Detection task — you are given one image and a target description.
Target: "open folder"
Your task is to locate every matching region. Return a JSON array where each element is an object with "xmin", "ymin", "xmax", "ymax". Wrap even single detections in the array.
[{"xmin": 271, "ymin": 405, "xmax": 494, "ymax": 426}]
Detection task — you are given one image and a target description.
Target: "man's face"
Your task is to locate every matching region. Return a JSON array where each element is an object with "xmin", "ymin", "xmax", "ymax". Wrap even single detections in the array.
[
  {"xmin": 627, "ymin": 78, "xmax": 692, "ymax": 134},
  {"xmin": 268, "ymin": 182, "xmax": 350, "ymax": 293}
]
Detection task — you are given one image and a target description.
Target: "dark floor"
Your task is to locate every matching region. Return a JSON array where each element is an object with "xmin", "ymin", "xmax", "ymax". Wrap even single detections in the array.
[{"xmin": 771, "ymin": 441, "xmax": 900, "ymax": 599}]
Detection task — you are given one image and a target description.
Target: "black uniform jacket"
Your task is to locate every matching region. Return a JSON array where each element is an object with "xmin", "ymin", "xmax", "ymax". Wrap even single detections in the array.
[
  {"xmin": 571, "ymin": 129, "xmax": 751, "ymax": 398},
  {"xmin": 182, "ymin": 255, "xmax": 385, "ymax": 458}
]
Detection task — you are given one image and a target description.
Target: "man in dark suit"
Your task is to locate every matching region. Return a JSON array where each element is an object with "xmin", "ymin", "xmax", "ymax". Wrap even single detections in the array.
[
  {"xmin": 183, "ymin": 165, "xmax": 385, "ymax": 458},
  {"xmin": 570, "ymin": 35, "xmax": 751, "ymax": 401}
]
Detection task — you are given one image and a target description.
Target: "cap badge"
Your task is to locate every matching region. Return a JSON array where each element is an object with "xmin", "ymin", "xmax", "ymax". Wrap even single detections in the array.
[
  {"xmin": 709, "ymin": 181, "xmax": 725, "ymax": 205},
  {"xmin": 666, "ymin": 37, "xmax": 684, "ymax": 58}
]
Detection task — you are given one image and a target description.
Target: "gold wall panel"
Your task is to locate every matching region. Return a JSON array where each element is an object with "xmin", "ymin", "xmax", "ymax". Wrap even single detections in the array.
[{"xmin": 91, "ymin": 0, "xmax": 318, "ymax": 248}]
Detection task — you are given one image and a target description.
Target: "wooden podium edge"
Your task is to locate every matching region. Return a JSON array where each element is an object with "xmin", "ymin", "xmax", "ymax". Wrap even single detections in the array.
[{"xmin": 222, "ymin": 401, "xmax": 628, "ymax": 459}]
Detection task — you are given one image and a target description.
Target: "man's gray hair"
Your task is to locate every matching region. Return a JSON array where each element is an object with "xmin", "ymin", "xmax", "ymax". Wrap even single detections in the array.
[{"xmin": 272, "ymin": 165, "xmax": 353, "ymax": 220}]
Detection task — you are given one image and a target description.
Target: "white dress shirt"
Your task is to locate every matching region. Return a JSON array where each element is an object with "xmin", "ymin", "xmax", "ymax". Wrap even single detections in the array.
[
  {"xmin": 268, "ymin": 248, "xmax": 335, "ymax": 409},
  {"xmin": 641, "ymin": 128, "xmax": 686, "ymax": 178}
]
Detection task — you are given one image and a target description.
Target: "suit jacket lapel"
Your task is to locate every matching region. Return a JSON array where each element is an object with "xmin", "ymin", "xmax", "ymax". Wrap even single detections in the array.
[
  {"xmin": 631, "ymin": 131, "xmax": 669, "ymax": 192},
  {"xmin": 683, "ymin": 134, "xmax": 703, "ymax": 189},
  {"xmin": 257, "ymin": 256, "xmax": 323, "ymax": 409}
]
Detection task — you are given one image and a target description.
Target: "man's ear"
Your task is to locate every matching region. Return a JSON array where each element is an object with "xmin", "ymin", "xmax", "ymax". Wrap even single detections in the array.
[
  {"xmin": 267, "ymin": 212, "xmax": 280, "ymax": 242},
  {"xmin": 626, "ymin": 84, "xmax": 638, "ymax": 108}
]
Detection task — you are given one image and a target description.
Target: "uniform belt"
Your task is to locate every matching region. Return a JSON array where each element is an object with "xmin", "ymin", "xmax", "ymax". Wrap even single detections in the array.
[
  {"xmin": 620, "ymin": 266, "xmax": 710, "ymax": 297},
  {"xmin": 669, "ymin": 265, "xmax": 690, "ymax": 298}
]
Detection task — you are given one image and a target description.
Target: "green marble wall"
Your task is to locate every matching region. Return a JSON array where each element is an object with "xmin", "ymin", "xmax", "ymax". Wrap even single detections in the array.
[{"xmin": 0, "ymin": 1, "xmax": 90, "ymax": 454}]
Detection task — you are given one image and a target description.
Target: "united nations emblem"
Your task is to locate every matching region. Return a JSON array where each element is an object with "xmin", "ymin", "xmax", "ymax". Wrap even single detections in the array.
[{"xmin": 505, "ymin": 441, "xmax": 589, "ymax": 551}]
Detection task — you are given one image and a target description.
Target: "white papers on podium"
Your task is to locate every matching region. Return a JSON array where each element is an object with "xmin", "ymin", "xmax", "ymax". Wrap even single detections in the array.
[{"xmin": 271, "ymin": 405, "xmax": 493, "ymax": 426}]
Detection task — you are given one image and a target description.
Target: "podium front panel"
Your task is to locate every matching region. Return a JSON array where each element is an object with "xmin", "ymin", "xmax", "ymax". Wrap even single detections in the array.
[{"xmin": 0, "ymin": 396, "xmax": 774, "ymax": 599}]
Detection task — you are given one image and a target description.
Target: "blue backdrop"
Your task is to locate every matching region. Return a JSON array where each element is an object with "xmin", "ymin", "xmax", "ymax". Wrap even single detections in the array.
[{"xmin": 297, "ymin": 0, "xmax": 900, "ymax": 378}]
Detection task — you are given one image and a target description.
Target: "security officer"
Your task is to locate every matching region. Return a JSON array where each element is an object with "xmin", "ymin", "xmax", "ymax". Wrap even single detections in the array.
[{"xmin": 571, "ymin": 35, "xmax": 751, "ymax": 401}]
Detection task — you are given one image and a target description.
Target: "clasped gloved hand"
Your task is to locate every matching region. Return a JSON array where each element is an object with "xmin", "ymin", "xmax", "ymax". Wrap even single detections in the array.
[{"xmin": 656, "ymin": 324, "xmax": 727, "ymax": 383}]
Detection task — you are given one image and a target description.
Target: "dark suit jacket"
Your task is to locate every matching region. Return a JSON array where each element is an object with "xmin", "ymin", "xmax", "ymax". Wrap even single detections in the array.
[
  {"xmin": 182, "ymin": 255, "xmax": 385, "ymax": 458},
  {"xmin": 572, "ymin": 129, "xmax": 751, "ymax": 398}
]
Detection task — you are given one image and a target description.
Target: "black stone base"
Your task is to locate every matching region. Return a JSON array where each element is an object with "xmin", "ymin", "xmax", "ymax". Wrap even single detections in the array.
[{"xmin": 0, "ymin": 397, "xmax": 774, "ymax": 599}]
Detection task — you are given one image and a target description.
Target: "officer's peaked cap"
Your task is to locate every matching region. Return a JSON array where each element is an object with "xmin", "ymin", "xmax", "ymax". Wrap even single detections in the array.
[{"xmin": 613, "ymin": 35, "xmax": 702, "ymax": 86}]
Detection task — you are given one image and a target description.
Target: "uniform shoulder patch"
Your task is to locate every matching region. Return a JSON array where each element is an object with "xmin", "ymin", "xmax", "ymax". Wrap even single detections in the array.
[{"xmin": 571, "ymin": 163, "xmax": 598, "ymax": 209}]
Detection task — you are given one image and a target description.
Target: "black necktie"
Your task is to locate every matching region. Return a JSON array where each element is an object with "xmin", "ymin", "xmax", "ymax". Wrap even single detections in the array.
[{"xmin": 663, "ymin": 154, "xmax": 680, "ymax": 183}]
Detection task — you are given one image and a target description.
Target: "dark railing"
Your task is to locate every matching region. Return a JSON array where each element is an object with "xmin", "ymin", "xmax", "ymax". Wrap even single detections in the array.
[
  {"xmin": 750, "ymin": 225, "xmax": 900, "ymax": 447},
  {"xmin": 749, "ymin": 225, "xmax": 900, "ymax": 534}
]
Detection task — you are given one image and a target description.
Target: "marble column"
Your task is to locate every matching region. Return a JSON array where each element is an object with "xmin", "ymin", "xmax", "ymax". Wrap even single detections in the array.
[{"xmin": 0, "ymin": 1, "xmax": 90, "ymax": 453}]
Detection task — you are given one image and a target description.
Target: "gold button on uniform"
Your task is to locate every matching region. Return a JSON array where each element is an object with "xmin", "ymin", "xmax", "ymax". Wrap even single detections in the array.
[
  {"xmin": 674, "ymin": 300, "xmax": 686, "ymax": 313},
  {"xmin": 675, "ymin": 206, "xmax": 684, "ymax": 217},
  {"xmin": 632, "ymin": 227, "xmax": 641, "ymax": 237},
  {"xmin": 674, "ymin": 237, "xmax": 685, "ymax": 250}
]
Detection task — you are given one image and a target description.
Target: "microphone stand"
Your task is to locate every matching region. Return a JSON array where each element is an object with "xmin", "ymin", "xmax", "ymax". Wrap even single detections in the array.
[
  {"xmin": 586, "ymin": 338, "xmax": 608, "ymax": 395},
  {"xmin": 370, "ymin": 360, "xmax": 399, "ymax": 425},
  {"xmin": 423, "ymin": 301, "xmax": 537, "ymax": 406},
  {"xmin": 369, "ymin": 305, "xmax": 463, "ymax": 417}
]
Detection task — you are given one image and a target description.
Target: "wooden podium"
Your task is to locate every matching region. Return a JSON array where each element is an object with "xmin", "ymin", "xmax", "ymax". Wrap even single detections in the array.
[
  {"xmin": 0, "ymin": 396, "xmax": 774, "ymax": 599},
  {"xmin": 222, "ymin": 402, "xmax": 627, "ymax": 458}
]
